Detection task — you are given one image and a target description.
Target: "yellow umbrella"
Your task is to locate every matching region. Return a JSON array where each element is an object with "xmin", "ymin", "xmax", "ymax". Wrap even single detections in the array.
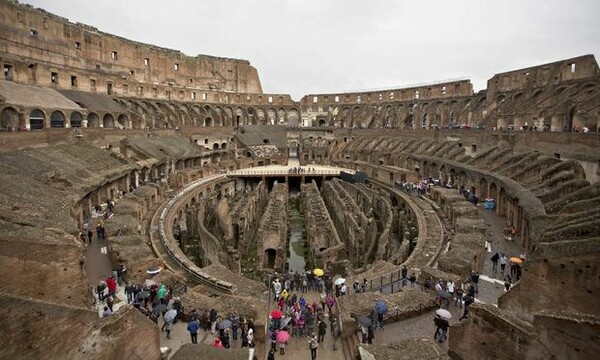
[
  {"xmin": 510, "ymin": 257, "xmax": 523, "ymax": 264},
  {"xmin": 313, "ymin": 268, "xmax": 324, "ymax": 277}
]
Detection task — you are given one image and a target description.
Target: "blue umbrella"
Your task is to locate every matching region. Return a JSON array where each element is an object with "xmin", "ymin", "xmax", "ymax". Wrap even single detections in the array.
[{"xmin": 374, "ymin": 300, "xmax": 388, "ymax": 315}]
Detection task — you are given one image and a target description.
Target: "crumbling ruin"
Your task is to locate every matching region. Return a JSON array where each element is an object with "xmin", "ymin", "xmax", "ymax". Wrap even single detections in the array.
[{"xmin": 0, "ymin": 1, "xmax": 598, "ymax": 359}]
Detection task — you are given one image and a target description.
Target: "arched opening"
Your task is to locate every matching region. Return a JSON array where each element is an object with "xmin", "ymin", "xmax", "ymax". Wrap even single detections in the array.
[
  {"xmin": 422, "ymin": 113, "xmax": 429, "ymax": 128},
  {"xmin": 567, "ymin": 107, "xmax": 576, "ymax": 131},
  {"xmin": 213, "ymin": 143, "xmax": 219, "ymax": 150},
  {"xmin": 205, "ymin": 117, "xmax": 213, "ymax": 127},
  {"xmin": 318, "ymin": 119, "xmax": 327, "ymax": 127},
  {"xmin": 88, "ymin": 113, "xmax": 99, "ymax": 128},
  {"xmin": 50, "ymin": 111, "xmax": 65, "ymax": 128},
  {"xmin": 117, "ymin": 114, "xmax": 129, "ymax": 129},
  {"xmin": 221, "ymin": 142, "xmax": 227, "ymax": 149},
  {"xmin": 264, "ymin": 248, "xmax": 276, "ymax": 268},
  {"xmin": 1, "ymin": 107, "xmax": 20, "ymax": 131},
  {"xmin": 479, "ymin": 178, "xmax": 489, "ymax": 198},
  {"xmin": 70, "ymin": 112, "xmax": 83, "ymax": 128},
  {"xmin": 103, "ymin": 113, "xmax": 115, "ymax": 128},
  {"xmin": 405, "ymin": 115, "xmax": 414, "ymax": 129},
  {"xmin": 29, "ymin": 109, "xmax": 45, "ymax": 130}
]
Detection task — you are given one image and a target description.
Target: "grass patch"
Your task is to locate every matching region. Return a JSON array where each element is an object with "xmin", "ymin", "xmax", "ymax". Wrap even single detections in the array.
[{"xmin": 291, "ymin": 240, "xmax": 306, "ymax": 257}]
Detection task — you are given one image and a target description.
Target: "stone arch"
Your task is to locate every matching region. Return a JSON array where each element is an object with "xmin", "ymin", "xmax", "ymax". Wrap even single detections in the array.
[
  {"xmin": 88, "ymin": 112, "xmax": 100, "ymax": 128},
  {"xmin": 0, "ymin": 107, "xmax": 20, "ymax": 130},
  {"xmin": 213, "ymin": 106, "xmax": 224, "ymax": 127},
  {"xmin": 117, "ymin": 114, "xmax": 129, "ymax": 129},
  {"xmin": 235, "ymin": 107, "xmax": 246, "ymax": 126},
  {"xmin": 256, "ymin": 108, "xmax": 266, "ymax": 125},
  {"xmin": 337, "ymin": 107, "xmax": 351, "ymax": 128},
  {"xmin": 489, "ymin": 182, "xmax": 498, "ymax": 202},
  {"xmin": 50, "ymin": 110, "xmax": 66, "ymax": 128},
  {"xmin": 277, "ymin": 108, "xmax": 286, "ymax": 124},
  {"xmin": 404, "ymin": 114, "xmax": 414, "ymax": 129},
  {"xmin": 421, "ymin": 112, "xmax": 429, "ymax": 128},
  {"xmin": 287, "ymin": 108, "xmax": 300, "ymax": 127},
  {"xmin": 224, "ymin": 106, "xmax": 234, "ymax": 127},
  {"xmin": 479, "ymin": 177, "xmax": 489, "ymax": 198},
  {"xmin": 205, "ymin": 117, "xmax": 213, "ymax": 127},
  {"xmin": 497, "ymin": 187, "xmax": 508, "ymax": 216},
  {"xmin": 103, "ymin": 113, "xmax": 115, "ymax": 128},
  {"xmin": 267, "ymin": 108, "xmax": 277, "ymax": 125},
  {"xmin": 29, "ymin": 109, "xmax": 45, "ymax": 130},
  {"xmin": 70, "ymin": 111, "xmax": 83, "ymax": 128}
]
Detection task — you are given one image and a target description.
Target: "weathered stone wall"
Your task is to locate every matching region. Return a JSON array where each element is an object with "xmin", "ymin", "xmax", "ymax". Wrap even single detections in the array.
[
  {"xmin": 300, "ymin": 180, "xmax": 344, "ymax": 268},
  {"xmin": 255, "ymin": 182, "xmax": 288, "ymax": 270},
  {"xmin": 0, "ymin": 0, "xmax": 262, "ymax": 96},
  {"xmin": 449, "ymin": 304, "xmax": 550, "ymax": 360},
  {"xmin": 322, "ymin": 178, "xmax": 377, "ymax": 267}
]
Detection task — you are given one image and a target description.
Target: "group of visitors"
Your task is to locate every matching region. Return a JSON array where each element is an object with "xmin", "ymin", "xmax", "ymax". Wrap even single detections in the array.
[{"xmin": 288, "ymin": 166, "xmax": 317, "ymax": 174}]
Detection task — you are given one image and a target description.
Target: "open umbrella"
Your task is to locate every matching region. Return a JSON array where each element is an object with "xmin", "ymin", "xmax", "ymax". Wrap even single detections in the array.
[
  {"xmin": 152, "ymin": 303, "xmax": 167, "ymax": 315},
  {"xmin": 357, "ymin": 315, "xmax": 372, "ymax": 327},
  {"xmin": 271, "ymin": 309, "xmax": 283, "ymax": 319},
  {"xmin": 280, "ymin": 317, "xmax": 292, "ymax": 329},
  {"xmin": 136, "ymin": 290, "xmax": 150, "ymax": 300},
  {"xmin": 276, "ymin": 330, "xmax": 290, "ymax": 343},
  {"xmin": 436, "ymin": 308, "xmax": 452, "ymax": 320},
  {"xmin": 510, "ymin": 257, "xmax": 523, "ymax": 264},
  {"xmin": 218, "ymin": 319, "xmax": 232, "ymax": 330},
  {"xmin": 147, "ymin": 266, "xmax": 161, "ymax": 275},
  {"xmin": 313, "ymin": 268, "xmax": 324, "ymax": 277},
  {"xmin": 334, "ymin": 278, "xmax": 346, "ymax": 286},
  {"xmin": 374, "ymin": 300, "xmax": 388, "ymax": 315},
  {"xmin": 163, "ymin": 309, "xmax": 178, "ymax": 323},
  {"xmin": 437, "ymin": 290, "xmax": 451, "ymax": 300}
]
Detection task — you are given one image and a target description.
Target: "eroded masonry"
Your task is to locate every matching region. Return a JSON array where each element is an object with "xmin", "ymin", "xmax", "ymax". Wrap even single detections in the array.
[{"xmin": 0, "ymin": 1, "xmax": 599, "ymax": 360}]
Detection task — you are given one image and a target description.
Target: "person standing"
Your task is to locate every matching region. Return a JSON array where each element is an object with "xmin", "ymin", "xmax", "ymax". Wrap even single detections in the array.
[
  {"xmin": 318, "ymin": 319, "xmax": 327, "ymax": 342},
  {"xmin": 230, "ymin": 311, "xmax": 240, "ymax": 341},
  {"xmin": 491, "ymin": 252, "xmax": 499, "ymax": 272},
  {"xmin": 470, "ymin": 271, "xmax": 479, "ymax": 294},
  {"xmin": 309, "ymin": 333, "xmax": 318, "ymax": 360},
  {"xmin": 500, "ymin": 254, "xmax": 507, "ymax": 274},
  {"xmin": 209, "ymin": 308, "xmax": 218, "ymax": 335},
  {"xmin": 331, "ymin": 317, "xmax": 341, "ymax": 351},
  {"xmin": 187, "ymin": 317, "xmax": 200, "ymax": 344}
]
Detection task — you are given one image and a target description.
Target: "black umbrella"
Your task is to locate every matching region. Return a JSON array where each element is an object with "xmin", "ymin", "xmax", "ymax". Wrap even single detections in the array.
[
  {"xmin": 152, "ymin": 303, "xmax": 167, "ymax": 315},
  {"xmin": 437, "ymin": 290, "xmax": 451, "ymax": 300},
  {"xmin": 357, "ymin": 315, "xmax": 372, "ymax": 327},
  {"xmin": 137, "ymin": 290, "xmax": 150, "ymax": 300}
]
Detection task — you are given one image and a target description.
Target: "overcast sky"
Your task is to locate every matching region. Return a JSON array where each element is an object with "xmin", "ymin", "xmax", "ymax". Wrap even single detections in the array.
[{"xmin": 24, "ymin": 0, "xmax": 600, "ymax": 100}]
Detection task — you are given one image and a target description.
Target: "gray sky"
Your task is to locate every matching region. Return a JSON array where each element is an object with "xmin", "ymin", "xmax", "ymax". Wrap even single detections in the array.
[{"xmin": 24, "ymin": 0, "xmax": 600, "ymax": 100}]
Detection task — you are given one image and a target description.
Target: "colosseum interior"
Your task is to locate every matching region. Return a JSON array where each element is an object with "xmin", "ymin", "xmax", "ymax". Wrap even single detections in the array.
[{"xmin": 0, "ymin": 1, "xmax": 599, "ymax": 359}]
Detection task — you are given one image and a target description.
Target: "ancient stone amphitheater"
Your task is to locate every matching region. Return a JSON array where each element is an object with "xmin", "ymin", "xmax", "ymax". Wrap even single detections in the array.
[{"xmin": 0, "ymin": 1, "xmax": 599, "ymax": 359}]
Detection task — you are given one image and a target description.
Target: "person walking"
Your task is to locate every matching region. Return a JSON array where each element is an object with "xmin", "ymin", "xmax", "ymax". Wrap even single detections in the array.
[
  {"xmin": 491, "ymin": 252, "xmax": 499, "ymax": 272},
  {"xmin": 309, "ymin": 333, "xmax": 318, "ymax": 360},
  {"xmin": 500, "ymin": 254, "xmax": 507, "ymax": 274},
  {"xmin": 331, "ymin": 317, "xmax": 341, "ymax": 351},
  {"xmin": 187, "ymin": 317, "xmax": 200, "ymax": 344}
]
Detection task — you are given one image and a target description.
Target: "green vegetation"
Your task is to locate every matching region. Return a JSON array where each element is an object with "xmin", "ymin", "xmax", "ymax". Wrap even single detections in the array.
[{"xmin": 291, "ymin": 240, "xmax": 306, "ymax": 257}]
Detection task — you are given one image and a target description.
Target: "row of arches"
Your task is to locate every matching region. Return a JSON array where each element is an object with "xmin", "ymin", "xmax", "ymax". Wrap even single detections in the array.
[
  {"xmin": 419, "ymin": 160, "xmax": 532, "ymax": 249},
  {"xmin": 318, "ymin": 97, "xmax": 483, "ymax": 129},
  {"xmin": 0, "ymin": 106, "xmax": 130, "ymax": 131},
  {"xmin": 118, "ymin": 98, "xmax": 302, "ymax": 129}
]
